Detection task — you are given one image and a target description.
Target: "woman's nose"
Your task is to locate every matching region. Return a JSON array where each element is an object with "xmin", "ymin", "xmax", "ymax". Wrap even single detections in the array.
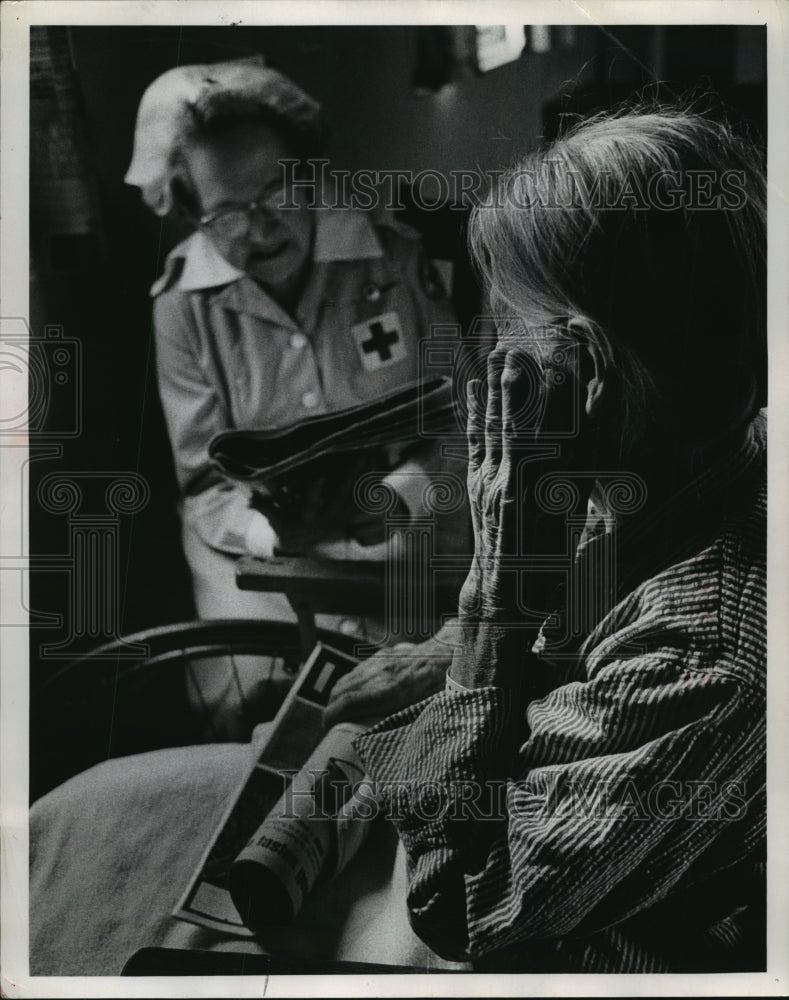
[{"xmin": 246, "ymin": 207, "xmax": 280, "ymax": 242}]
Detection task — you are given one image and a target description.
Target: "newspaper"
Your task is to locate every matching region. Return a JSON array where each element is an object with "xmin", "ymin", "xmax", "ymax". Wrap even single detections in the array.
[{"xmin": 174, "ymin": 641, "xmax": 364, "ymax": 936}]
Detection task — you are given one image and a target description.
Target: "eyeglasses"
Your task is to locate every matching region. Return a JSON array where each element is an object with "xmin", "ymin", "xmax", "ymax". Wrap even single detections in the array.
[{"xmin": 198, "ymin": 181, "xmax": 291, "ymax": 241}]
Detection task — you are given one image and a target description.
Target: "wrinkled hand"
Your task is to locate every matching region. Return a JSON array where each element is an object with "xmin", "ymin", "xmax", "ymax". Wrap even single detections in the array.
[
  {"xmin": 323, "ymin": 624, "xmax": 457, "ymax": 728},
  {"xmin": 452, "ymin": 345, "xmax": 578, "ymax": 689},
  {"xmin": 460, "ymin": 348, "xmax": 551, "ymax": 618}
]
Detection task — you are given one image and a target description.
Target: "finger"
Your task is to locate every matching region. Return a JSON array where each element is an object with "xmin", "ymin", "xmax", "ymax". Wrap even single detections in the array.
[
  {"xmin": 323, "ymin": 673, "xmax": 366, "ymax": 727},
  {"xmin": 502, "ymin": 346, "xmax": 546, "ymax": 441},
  {"xmin": 485, "ymin": 350, "xmax": 507, "ymax": 465},
  {"xmin": 323, "ymin": 654, "xmax": 393, "ymax": 727},
  {"xmin": 493, "ymin": 355, "xmax": 527, "ymax": 553},
  {"xmin": 324, "ymin": 676, "xmax": 397, "ymax": 727},
  {"xmin": 500, "ymin": 351, "xmax": 520, "ymax": 459},
  {"xmin": 500, "ymin": 348, "xmax": 534, "ymax": 481},
  {"xmin": 323, "ymin": 646, "xmax": 423, "ymax": 727},
  {"xmin": 323, "ymin": 691, "xmax": 360, "ymax": 727},
  {"xmin": 326, "ymin": 669, "xmax": 360, "ymax": 702},
  {"xmin": 537, "ymin": 341, "xmax": 580, "ymax": 445},
  {"xmin": 466, "ymin": 379, "xmax": 485, "ymax": 469}
]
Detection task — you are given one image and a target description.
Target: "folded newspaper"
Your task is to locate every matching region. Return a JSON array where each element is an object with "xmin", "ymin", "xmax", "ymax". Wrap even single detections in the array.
[
  {"xmin": 208, "ymin": 376, "xmax": 455, "ymax": 490},
  {"xmin": 175, "ymin": 642, "xmax": 373, "ymax": 936},
  {"xmin": 209, "ymin": 376, "xmax": 457, "ymax": 550}
]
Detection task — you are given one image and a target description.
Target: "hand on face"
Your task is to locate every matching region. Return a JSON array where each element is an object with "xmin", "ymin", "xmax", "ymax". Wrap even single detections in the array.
[{"xmin": 451, "ymin": 338, "xmax": 596, "ymax": 688}]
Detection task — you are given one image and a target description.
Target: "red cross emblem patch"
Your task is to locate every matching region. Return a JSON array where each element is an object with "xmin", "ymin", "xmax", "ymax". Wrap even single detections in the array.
[{"xmin": 351, "ymin": 311, "xmax": 406, "ymax": 371}]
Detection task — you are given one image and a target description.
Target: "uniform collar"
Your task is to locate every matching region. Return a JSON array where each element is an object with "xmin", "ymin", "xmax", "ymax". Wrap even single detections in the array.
[
  {"xmin": 179, "ymin": 230, "xmax": 243, "ymax": 291},
  {"xmin": 173, "ymin": 208, "xmax": 384, "ymax": 294}
]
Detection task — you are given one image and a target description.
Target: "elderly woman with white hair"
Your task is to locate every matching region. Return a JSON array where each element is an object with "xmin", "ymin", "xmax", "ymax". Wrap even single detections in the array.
[
  {"xmin": 28, "ymin": 104, "xmax": 767, "ymax": 977},
  {"xmin": 354, "ymin": 107, "xmax": 767, "ymax": 972}
]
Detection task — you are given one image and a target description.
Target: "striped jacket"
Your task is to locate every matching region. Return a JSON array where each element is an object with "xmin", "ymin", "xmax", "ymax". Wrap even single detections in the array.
[{"xmin": 355, "ymin": 414, "xmax": 766, "ymax": 972}]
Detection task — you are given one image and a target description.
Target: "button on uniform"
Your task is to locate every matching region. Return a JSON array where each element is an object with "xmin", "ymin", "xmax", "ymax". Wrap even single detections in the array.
[
  {"xmin": 301, "ymin": 390, "xmax": 319, "ymax": 409},
  {"xmin": 289, "ymin": 332, "xmax": 308, "ymax": 350}
]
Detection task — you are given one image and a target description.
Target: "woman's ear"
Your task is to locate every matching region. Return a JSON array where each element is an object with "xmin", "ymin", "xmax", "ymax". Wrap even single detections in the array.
[
  {"xmin": 566, "ymin": 318, "xmax": 611, "ymax": 419},
  {"xmin": 585, "ymin": 371, "xmax": 605, "ymax": 418}
]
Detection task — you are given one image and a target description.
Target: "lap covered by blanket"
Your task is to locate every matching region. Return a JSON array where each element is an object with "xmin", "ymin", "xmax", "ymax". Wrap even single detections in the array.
[{"xmin": 30, "ymin": 729, "xmax": 467, "ymax": 975}]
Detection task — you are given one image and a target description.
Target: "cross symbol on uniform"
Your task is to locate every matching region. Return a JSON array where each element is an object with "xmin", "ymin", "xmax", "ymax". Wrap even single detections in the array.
[
  {"xmin": 361, "ymin": 320, "xmax": 400, "ymax": 362},
  {"xmin": 352, "ymin": 311, "xmax": 405, "ymax": 371}
]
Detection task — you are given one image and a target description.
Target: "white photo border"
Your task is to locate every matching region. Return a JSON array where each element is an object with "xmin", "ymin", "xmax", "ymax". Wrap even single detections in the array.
[{"xmin": 2, "ymin": 2, "xmax": 787, "ymax": 997}]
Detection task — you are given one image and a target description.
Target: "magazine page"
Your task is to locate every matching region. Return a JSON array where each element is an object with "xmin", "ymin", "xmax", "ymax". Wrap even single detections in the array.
[{"xmin": 175, "ymin": 642, "xmax": 363, "ymax": 934}]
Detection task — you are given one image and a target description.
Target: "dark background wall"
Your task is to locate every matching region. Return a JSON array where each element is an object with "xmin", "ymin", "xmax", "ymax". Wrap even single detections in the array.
[{"xmin": 28, "ymin": 24, "xmax": 766, "ymax": 669}]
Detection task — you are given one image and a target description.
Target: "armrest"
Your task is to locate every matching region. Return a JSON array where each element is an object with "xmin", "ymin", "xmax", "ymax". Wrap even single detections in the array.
[
  {"xmin": 236, "ymin": 555, "xmax": 466, "ymax": 617},
  {"xmin": 236, "ymin": 555, "xmax": 387, "ymax": 616}
]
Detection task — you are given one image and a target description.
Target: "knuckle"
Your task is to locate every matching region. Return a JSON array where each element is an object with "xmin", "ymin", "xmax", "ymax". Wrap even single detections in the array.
[
  {"xmin": 335, "ymin": 670, "xmax": 359, "ymax": 691},
  {"xmin": 501, "ymin": 365, "xmax": 520, "ymax": 387}
]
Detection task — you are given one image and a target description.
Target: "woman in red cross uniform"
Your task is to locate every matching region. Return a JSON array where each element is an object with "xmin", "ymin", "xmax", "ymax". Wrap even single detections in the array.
[{"xmin": 126, "ymin": 56, "xmax": 464, "ymax": 734}]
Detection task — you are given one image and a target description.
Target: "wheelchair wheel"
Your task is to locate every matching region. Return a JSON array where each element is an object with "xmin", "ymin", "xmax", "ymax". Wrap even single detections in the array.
[{"xmin": 30, "ymin": 618, "xmax": 360, "ymax": 800}]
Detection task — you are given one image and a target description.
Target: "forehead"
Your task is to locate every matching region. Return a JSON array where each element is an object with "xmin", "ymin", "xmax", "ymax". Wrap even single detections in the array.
[{"xmin": 182, "ymin": 117, "xmax": 292, "ymax": 202}]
